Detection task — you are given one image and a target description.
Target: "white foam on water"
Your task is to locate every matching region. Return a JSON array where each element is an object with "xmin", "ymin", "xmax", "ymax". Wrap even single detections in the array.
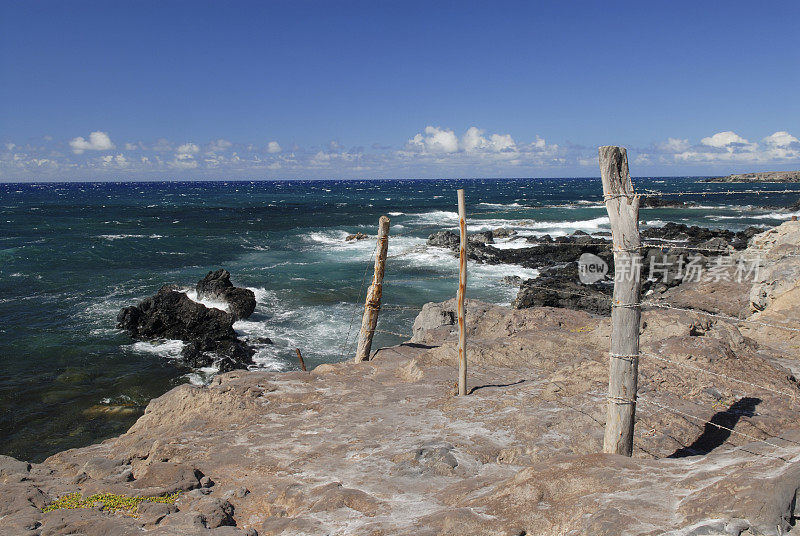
[
  {"xmin": 520, "ymin": 215, "xmax": 610, "ymax": 232},
  {"xmin": 491, "ymin": 237, "xmax": 535, "ymax": 250},
  {"xmin": 421, "ymin": 215, "xmax": 612, "ymax": 237},
  {"xmin": 306, "ymin": 229, "xmax": 372, "ymax": 249},
  {"xmin": 471, "ymin": 262, "xmax": 539, "ymax": 283},
  {"xmin": 388, "ymin": 212, "xmax": 404, "ymax": 216},
  {"xmin": 382, "ymin": 243, "xmax": 537, "ymax": 305},
  {"xmin": 247, "ymin": 287, "xmax": 272, "ymax": 304},
  {"xmin": 408, "ymin": 210, "xmax": 459, "ymax": 226},
  {"xmin": 131, "ymin": 339, "xmax": 185, "ymax": 359},
  {"xmin": 97, "ymin": 234, "xmax": 145, "ymax": 240},
  {"xmin": 751, "ymin": 211, "xmax": 800, "ymax": 220},
  {"xmin": 183, "ymin": 288, "xmax": 230, "ymax": 313},
  {"xmin": 234, "ymin": 299, "xmax": 361, "ymax": 366},
  {"xmin": 97, "ymin": 234, "xmax": 163, "ymax": 240},
  {"xmin": 476, "ymin": 202, "xmax": 525, "ymax": 208},
  {"xmin": 467, "ymin": 263, "xmax": 539, "ymax": 305},
  {"xmin": 467, "ymin": 217, "xmax": 527, "ymax": 231}
]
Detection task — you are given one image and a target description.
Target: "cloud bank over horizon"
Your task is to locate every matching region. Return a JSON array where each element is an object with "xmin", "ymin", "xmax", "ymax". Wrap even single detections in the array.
[{"xmin": 2, "ymin": 126, "xmax": 799, "ymax": 181}]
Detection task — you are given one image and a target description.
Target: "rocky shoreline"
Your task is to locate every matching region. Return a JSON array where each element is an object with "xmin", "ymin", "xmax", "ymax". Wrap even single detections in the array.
[
  {"xmin": 428, "ymin": 222, "xmax": 766, "ymax": 316},
  {"xmin": 703, "ymin": 170, "xmax": 800, "ymax": 182},
  {"xmin": 2, "ymin": 221, "xmax": 800, "ymax": 535}
]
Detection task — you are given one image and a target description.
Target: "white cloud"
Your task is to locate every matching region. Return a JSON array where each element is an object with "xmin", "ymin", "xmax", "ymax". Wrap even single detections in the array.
[
  {"xmin": 101, "ymin": 154, "xmax": 128, "ymax": 167},
  {"xmin": 462, "ymin": 127, "xmax": 516, "ymax": 153},
  {"xmin": 763, "ymin": 131, "xmax": 799, "ymax": 148},
  {"xmin": 700, "ymin": 131, "xmax": 754, "ymax": 149},
  {"xmin": 69, "ymin": 131, "xmax": 114, "ymax": 154},
  {"xmin": 176, "ymin": 143, "xmax": 200, "ymax": 154},
  {"xmin": 406, "ymin": 126, "xmax": 459, "ymax": 154},
  {"xmin": 207, "ymin": 139, "xmax": 233, "ymax": 153},
  {"xmin": 655, "ymin": 137, "xmax": 690, "ymax": 153},
  {"xmin": 4, "ymin": 127, "xmax": 799, "ymax": 180},
  {"xmin": 170, "ymin": 152, "xmax": 199, "ymax": 169},
  {"xmin": 640, "ymin": 130, "xmax": 800, "ymax": 165}
]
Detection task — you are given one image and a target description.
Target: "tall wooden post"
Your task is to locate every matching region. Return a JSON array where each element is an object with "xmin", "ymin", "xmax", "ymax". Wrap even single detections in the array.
[
  {"xmin": 457, "ymin": 189, "xmax": 468, "ymax": 396},
  {"xmin": 355, "ymin": 216, "xmax": 390, "ymax": 363},
  {"xmin": 599, "ymin": 146, "xmax": 642, "ymax": 456}
]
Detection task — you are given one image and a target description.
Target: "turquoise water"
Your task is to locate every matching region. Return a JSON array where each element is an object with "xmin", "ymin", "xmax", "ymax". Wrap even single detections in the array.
[{"xmin": 1, "ymin": 178, "xmax": 798, "ymax": 461}]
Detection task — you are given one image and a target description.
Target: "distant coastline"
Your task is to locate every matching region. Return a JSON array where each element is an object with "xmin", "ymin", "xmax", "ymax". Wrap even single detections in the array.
[{"xmin": 703, "ymin": 170, "xmax": 800, "ymax": 182}]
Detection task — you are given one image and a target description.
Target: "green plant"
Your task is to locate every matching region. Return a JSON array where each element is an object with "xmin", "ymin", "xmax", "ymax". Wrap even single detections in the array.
[{"xmin": 42, "ymin": 491, "xmax": 180, "ymax": 517}]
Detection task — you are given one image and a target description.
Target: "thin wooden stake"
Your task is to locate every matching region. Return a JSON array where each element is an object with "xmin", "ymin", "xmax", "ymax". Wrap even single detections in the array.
[
  {"xmin": 295, "ymin": 348, "xmax": 307, "ymax": 371},
  {"xmin": 354, "ymin": 215, "xmax": 390, "ymax": 363},
  {"xmin": 457, "ymin": 189, "xmax": 467, "ymax": 396},
  {"xmin": 599, "ymin": 146, "xmax": 642, "ymax": 456}
]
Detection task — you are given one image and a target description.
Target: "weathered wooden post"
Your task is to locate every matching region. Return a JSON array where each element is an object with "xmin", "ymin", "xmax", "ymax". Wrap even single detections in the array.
[
  {"xmin": 354, "ymin": 215, "xmax": 390, "ymax": 363},
  {"xmin": 599, "ymin": 146, "xmax": 642, "ymax": 456},
  {"xmin": 295, "ymin": 348, "xmax": 307, "ymax": 371},
  {"xmin": 457, "ymin": 189, "xmax": 468, "ymax": 396}
]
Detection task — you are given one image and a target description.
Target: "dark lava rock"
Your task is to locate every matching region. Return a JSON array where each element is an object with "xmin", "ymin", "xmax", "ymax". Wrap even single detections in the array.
[
  {"xmin": 427, "ymin": 230, "xmax": 460, "ymax": 250},
  {"xmin": 513, "ymin": 263, "xmax": 613, "ymax": 316},
  {"xmin": 467, "ymin": 231, "xmax": 494, "ymax": 245},
  {"xmin": 500, "ymin": 275, "xmax": 523, "ymax": 286},
  {"xmin": 640, "ymin": 196, "xmax": 697, "ymax": 208},
  {"xmin": 492, "ymin": 227, "xmax": 517, "ymax": 238},
  {"xmin": 435, "ymin": 221, "xmax": 762, "ymax": 315},
  {"xmin": 180, "ymin": 339, "xmax": 254, "ymax": 372},
  {"xmin": 732, "ymin": 226, "xmax": 768, "ymax": 249},
  {"xmin": 346, "ymin": 232, "xmax": 369, "ymax": 241},
  {"xmin": 641, "ymin": 222, "xmax": 731, "ymax": 243},
  {"xmin": 117, "ymin": 286, "xmax": 237, "ymax": 341},
  {"xmin": 642, "ymin": 222, "xmax": 765, "ymax": 251},
  {"xmin": 117, "ymin": 284, "xmax": 254, "ymax": 371},
  {"xmin": 429, "ymin": 229, "xmax": 612, "ymax": 269},
  {"xmin": 196, "ymin": 269, "xmax": 256, "ymax": 320}
]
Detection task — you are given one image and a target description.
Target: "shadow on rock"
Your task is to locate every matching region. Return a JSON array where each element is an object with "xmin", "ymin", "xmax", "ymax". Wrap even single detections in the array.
[{"xmin": 669, "ymin": 397, "xmax": 761, "ymax": 458}]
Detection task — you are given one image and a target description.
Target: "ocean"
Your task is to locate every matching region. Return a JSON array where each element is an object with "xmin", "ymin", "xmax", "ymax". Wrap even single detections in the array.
[{"xmin": 1, "ymin": 177, "xmax": 798, "ymax": 462}]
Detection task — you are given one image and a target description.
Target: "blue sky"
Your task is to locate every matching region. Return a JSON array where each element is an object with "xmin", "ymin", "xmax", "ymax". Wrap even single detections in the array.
[{"xmin": 1, "ymin": 0, "xmax": 799, "ymax": 180}]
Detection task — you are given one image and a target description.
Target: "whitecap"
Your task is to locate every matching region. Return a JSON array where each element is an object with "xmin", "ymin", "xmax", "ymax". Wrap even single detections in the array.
[
  {"xmin": 131, "ymin": 339, "xmax": 185, "ymax": 359},
  {"xmin": 476, "ymin": 202, "xmax": 524, "ymax": 208},
  {"xmin": 183, "ymin": 289, "xmax": 230, "ymax": 312},
  {"xmin": 750, "ymin": 211, "xmax": 800, "ymax": 220},
  {"xmin": 97, "ymin": 234, "xmax": 146, "ymax": 240}
]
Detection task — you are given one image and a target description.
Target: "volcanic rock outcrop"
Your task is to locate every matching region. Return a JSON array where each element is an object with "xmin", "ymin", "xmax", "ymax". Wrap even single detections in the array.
[
  {"xmin": 117, "ymin": 271, "xmax": 263, "ymax": 372},
  {"xmin": 196, "ymin": 269, "xmax": 257, "ymax": 321}
]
